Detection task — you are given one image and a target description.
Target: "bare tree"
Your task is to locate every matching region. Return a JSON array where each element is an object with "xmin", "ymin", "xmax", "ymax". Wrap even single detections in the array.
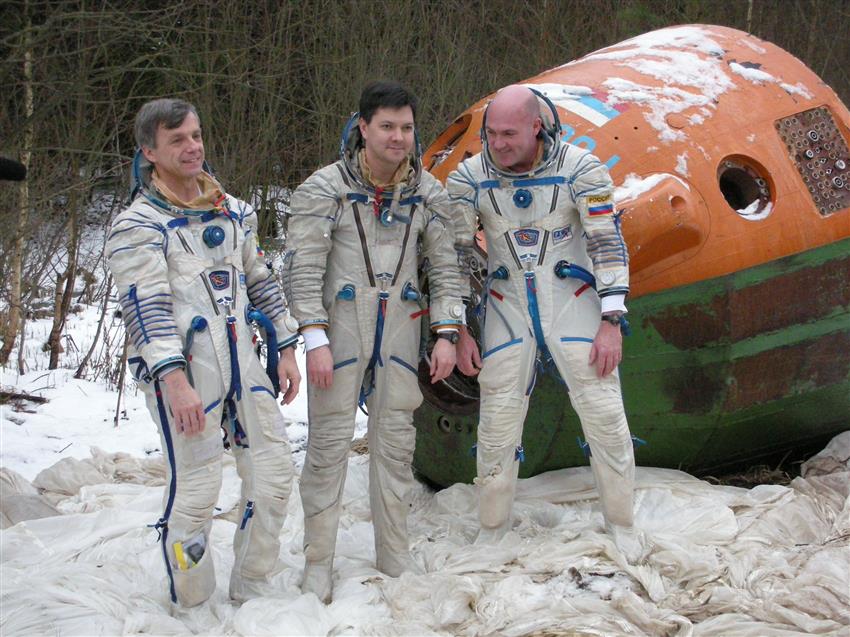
[{"xmin": 0, "ymin": 0, "xmax": 33, "ymax": 370}]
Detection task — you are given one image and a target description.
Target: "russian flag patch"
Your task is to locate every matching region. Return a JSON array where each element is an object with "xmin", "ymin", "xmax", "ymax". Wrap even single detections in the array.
[{"xmin": 588, "ymin": 203, "xmax": 614, "ymax": 216}]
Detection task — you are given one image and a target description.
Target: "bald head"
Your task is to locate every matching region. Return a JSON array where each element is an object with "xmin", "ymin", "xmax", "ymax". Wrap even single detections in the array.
[
  {"xmin": 484, "ymin": 85, "xmax": 543, "ymax": 173},
  {"xmin": 489, "ymin": 85, "xmax": 540, "ymax": 122}
]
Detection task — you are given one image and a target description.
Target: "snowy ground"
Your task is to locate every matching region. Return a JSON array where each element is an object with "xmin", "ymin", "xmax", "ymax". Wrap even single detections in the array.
[{"xmin": 2, "ymin": 304, "xmax": 849, "ymax": 636}]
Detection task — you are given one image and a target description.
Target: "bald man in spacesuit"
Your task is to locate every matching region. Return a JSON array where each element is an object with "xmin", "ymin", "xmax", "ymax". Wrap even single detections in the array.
[{"xmin": 448, "ymin": 85, "xmax": 640, "ymax": 559}]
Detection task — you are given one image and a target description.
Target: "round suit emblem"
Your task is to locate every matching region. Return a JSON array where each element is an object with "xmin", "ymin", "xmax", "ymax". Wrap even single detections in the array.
[
  {"xmin": 513, "ymin": 189, "xmax": 533, "ymax": 208},
  {"xmin": 203, "ymin": 225, "xmax": 226, "ymax": 248}
]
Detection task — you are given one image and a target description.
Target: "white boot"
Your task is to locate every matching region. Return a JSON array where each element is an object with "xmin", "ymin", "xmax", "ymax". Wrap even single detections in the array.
[
  {"xmin": 475, "ymin": 445, "xmax": 520, "ymax": 543},
  {"xmin": 376, "ymin": 550, "xmax": 418, "ymax": 578},
  {"xmin": 229, "ymin": 571, "xmax": 285, "ymax": 603},
  {"xmin": 475, "ymin": 518, "xmax": 512, "ymax": 545},
  {"xmin": 301, "ymin": 558, "xmax": 333, "ymax": 604},
  {"xmin": 607, "ymin": 522, "xmax": 645, "ymax": 564}
]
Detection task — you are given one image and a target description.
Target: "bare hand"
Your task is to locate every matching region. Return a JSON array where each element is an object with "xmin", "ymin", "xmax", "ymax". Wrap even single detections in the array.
[
  {"xmin": 306, "ymin": 345, "xmax": 333, "ymax": 389},
  {"xmin": 430, "ymin": 337, "xmax": 457, "ymax": 383},
  {"xmin": 277, "ymin": 347, "xmax": 301, "ymax": 405},
  {"xmin": 163, "ymin": 369, "xmax": 205, "ymax": 436},
  {"xmin": 456, "ymin": 326, "xmax": 482, "ymax": 376},
  {"xmin": 589, "ymin": 321, "xmax": 622, "ymax": 378}
]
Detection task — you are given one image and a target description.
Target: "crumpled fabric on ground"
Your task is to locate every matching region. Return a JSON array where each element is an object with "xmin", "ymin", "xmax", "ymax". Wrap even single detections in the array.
[{"xmin": 1, "ymin": 433, "xmax": 848, "ymax": 636}]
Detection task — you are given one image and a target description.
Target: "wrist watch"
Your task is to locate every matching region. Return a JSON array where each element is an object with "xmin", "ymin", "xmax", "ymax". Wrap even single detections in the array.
[
  {"xmin": 435, "ymin": 331, "xmax": 460, "ymax": 344},
  {"xmin": 600, "ymin": 312, "xmax": 624, "ymax": 327}
]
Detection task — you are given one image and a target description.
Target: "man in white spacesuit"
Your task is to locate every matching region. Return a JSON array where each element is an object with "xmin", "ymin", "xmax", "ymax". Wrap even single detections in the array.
[
  {"xmin": 106, "ymin": 98, "xmax": 301, "ymax": 606},
  {"xmin": 284, "ymin": 81, "xmax": 465, "ymax": 603},
  {"xmin": 448, "ymin": 85, "xmax": 639, "ymax": 557}
]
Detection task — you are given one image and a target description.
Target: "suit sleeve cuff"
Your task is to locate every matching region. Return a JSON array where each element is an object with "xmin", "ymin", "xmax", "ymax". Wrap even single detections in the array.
[
  {"xmin": 302, "ymin": 328, "xmax": 329, "ymax": 352},
  {"xmin": 601, "ymin": 294, "xmax": 627, "ymax": 314},
  {"xmin": 151, "ymin": 356, "xmax": 187, "ymax": 380}
]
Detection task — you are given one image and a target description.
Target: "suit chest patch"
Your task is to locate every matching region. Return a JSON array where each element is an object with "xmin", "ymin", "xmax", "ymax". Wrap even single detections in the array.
[
  {"xmin": 552, "ymin": 225, "xmax": 573, "ymax": 244},
  {"xmin": 209, "ymin": 270, "xmax": 230, "ymax": 290},
  {"xmin": 513, "ymin": 228, "xmax": 540, "ymax": 246}
]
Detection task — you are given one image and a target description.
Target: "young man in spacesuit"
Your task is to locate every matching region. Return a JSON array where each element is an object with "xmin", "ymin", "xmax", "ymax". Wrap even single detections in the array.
[
  {"xmin": 284, "ymin": 81, "xmax": 465, "ymax": 603},
  {"xmin": 448, "ymin": 85, "xmax": 640, "ymax": 559},
  {"xmin": 106, "ymin": 98, "xmax": 301, "ymax": 606}
]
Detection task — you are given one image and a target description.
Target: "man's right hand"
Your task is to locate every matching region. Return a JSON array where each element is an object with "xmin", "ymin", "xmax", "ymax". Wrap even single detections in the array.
[
  {"xmin": 162, "ymin": 369, "xmax": 205, "ymax": 436},
  {"xmin": 306, "ymin": 345, "xmax": 334, "ymax": 389},
  {"xmin": 456, "ymin": 326, "xmax": 482, "ymax": 376}
]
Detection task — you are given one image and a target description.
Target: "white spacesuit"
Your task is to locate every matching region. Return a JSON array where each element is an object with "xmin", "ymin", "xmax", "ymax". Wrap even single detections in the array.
[
  {"xmin": 284, "ymin": 114, "xmax": 465, "ymax": 601},
  {"xmin": 447, "ymin": 92, "xmax": 636, "ymax": 542},
  {"xmin": 106, "ymin": 154, "xmax": 299, "ymax": 607}
]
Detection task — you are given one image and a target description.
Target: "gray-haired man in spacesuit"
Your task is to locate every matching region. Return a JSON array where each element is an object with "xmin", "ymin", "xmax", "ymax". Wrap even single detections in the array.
[
  {"xmin": 284, "ymin": 81, "xmax": 465, "ymax": 603},
  {"xmin": 448, "ymin": 85, "xmax": 641, "ymax": 560},
  {"xmin": 106, "ymin": 98, "xmax": 301, "ymax": 606}
]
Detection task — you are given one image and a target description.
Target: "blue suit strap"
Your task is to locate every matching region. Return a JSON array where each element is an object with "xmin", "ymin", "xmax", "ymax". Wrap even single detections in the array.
[
  {"xmin": 346, "ymin": 192, "xmax": 422, "ymax": 207},
  {"xmin": 513, "ymin": 176, "xmax": 566, "ymax": 187},
  {"xmin": 246, "ymin": 307, "xmax": 280, "ymax": 397},
  {"xmin": 479, "ymin": 176, "xmax": 566, "ymax": 190}
]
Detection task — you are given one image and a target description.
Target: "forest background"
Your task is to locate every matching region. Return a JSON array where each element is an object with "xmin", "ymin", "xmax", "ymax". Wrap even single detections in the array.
[{"xmin": 1, "ymin": 0, "xmax": 849, "ymax": 372}]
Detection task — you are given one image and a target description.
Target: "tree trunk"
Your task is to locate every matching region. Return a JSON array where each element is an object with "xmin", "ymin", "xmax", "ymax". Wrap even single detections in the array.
[
  {"xmin": 74, "ymin": 275, "xmax": 112, "ymax": 379},
  {"xmin": 113, "ymin": 333, "xmax": 129, "ymax": 428},
  {"xmin": 17, "ymin": 311, "xmax": 27, "ymax": 376},
  {"xmin": 0, "ymin": 3, "xmax": 32, "ymax": 367},
  {"xmin": 47, "ymin": 213, "xmax": 79, "ymax": 369},
  {"xmin": 46, "ymin": 9, "xmax": 87, "ymax": 371}
]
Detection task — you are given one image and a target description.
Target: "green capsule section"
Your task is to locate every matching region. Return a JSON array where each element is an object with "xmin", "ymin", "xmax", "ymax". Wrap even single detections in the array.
[{"xmin": 413, "ymin": 237, "xmax": 850, "ymax": 487}]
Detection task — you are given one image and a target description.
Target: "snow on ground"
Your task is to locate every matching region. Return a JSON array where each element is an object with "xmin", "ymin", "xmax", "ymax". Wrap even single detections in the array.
[
  {"xmin": 2, "ymin": 302, "xmax": 849, "ymax": 636},
  {"xmin": 0, "ymin": 303, "xmax": 366, "ymax": 480}
]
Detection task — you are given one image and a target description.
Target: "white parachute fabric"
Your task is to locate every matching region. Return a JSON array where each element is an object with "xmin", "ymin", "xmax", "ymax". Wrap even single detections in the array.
[
  {"xmin": 0, "ymin": 467, "xmax": 59, "ymax": 528},
  {"xmin": 1, "ymin": 434, "xmax": 848, "ymax": 636}
]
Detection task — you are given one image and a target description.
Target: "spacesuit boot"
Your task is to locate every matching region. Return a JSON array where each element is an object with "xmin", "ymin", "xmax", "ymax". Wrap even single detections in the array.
[
  {"xmin": 605, "ymin": 521, "xmax": 645, "ymax": 564},
  {"xmin": 229, "ymin": 569, "xmax": 283, "ymax": 603},
  {"xmin": 300, "ymin": 501, "xmax": 341, "ymax": 604},
  {"xmin": 474, "ymin": 444, "xmax": 521, "ymax": 543},
  {"xmin": 368, "ymin": 403, "xmax": 420, "ymax": 578},
  {"xmin": 168, "ymin": 527, "xmax": 216, "ymax": 608},
  {"xmin": 301, "ymin": 557, "xmax": 334, "ymax": 604},
  {"xmin": 590, "ymin": 451, "xmax": 642, "ymax": 564}
]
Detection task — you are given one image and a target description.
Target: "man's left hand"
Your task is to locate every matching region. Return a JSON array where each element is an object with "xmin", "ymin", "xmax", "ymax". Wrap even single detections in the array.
[
  {"xmin": 589, "ymin": 321, "xmax": 622, "ymax": 378},
  {"xmin": 277, "ymin": 347, "xmax": 301, "ymax": 405},
  {"xmin": 430, "ymin": 337, "xmax": 457, "ymax": 383}
]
